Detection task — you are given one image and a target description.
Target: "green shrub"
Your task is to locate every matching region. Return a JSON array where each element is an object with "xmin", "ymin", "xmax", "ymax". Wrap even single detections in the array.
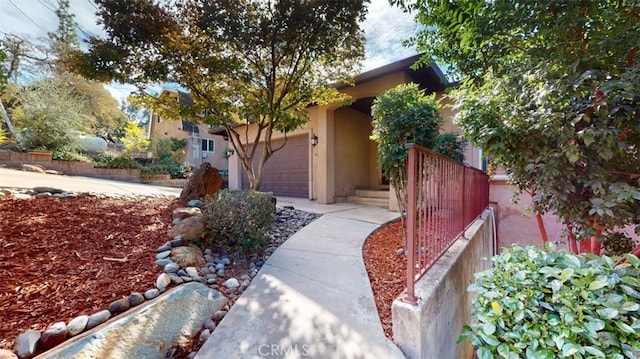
[
  {"xmin": 202, "ymin": 190, "xmax": 274, "ymax": 252},
  {"xmin": 93, "ymin": 153, "xmax": 141, "ymax": 169},
  {"xmin": 143, "ymin": 156, "xmax": 190, "ymax": 178},
  {"xmin": 53, "ymin": 149, "xmax": 93, "ymax": 162},
  {"xmin": 460, "ymin": 244, "xmax": 640, "ymax": 359}
]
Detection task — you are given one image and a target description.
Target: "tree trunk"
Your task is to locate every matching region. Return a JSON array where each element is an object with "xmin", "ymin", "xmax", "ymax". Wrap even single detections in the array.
[{"xmin": 0, "ymin": 101, "xmax": 17, "ymax": 139}]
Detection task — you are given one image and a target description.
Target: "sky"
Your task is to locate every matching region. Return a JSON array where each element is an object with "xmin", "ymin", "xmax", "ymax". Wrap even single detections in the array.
[{"xmin": 0, "ymin": 0, "xmax": 421, "ymax": 102}]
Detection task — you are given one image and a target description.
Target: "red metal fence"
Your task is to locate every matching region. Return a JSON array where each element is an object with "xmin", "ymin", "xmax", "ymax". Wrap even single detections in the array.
[{"xmin": 403, "ymin": 143, "xmax": 489, "ymax": 304}]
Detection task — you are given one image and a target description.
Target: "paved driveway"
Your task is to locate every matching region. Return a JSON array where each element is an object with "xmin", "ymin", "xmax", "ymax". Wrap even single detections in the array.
[{"xmin": 0, "ymin": 167, "xmax": 181, "ymax": 197}]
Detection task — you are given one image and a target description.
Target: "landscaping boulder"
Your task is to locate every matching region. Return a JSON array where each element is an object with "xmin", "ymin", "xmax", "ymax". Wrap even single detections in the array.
[
  {"xmin": 38, "ymin": 322, "xmax": 67, "ymax": 351},
  {"xmin": 172, "ymin": 207, "xmax": 202, "ymax": 220},
  {"xmin": 171, "ymin": 246, "xmax": 205, "ymax": 268},
  {"xmin": 22, "ymin": 164, "xmax": 45, "ymax": 173},
  {"xmin": 167, "ymin": 215, "xmax": 204, "ymax": 242},
  {"xmin": 178, "ymin": 162, "xmax": 223, "ymax": 205}
]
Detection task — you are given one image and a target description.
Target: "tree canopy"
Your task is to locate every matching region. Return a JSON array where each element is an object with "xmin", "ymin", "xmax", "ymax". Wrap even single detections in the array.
[
  {"xmin": 395, "ymin": 0, "xmax": 640, "ymax": 251},
  {"xmin": 71, "ymin": 0, "xmax": 368, "ymax": 190}
]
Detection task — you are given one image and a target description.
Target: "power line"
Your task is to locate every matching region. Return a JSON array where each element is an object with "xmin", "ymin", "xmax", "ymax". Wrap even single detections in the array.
[
  {"xmin": 37, "ymin": 0, "xmax": 56, "ymax": 13},
  {"xmin": 8, "ymin": 0, "xmax": 48, "ymax": 34},
  {"xmin": 87, "ymin": 0, "xmax": 99, "ymax": 11}
]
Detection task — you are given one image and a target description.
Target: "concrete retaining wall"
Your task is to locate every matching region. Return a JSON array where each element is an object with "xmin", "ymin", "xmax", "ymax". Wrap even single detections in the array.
[{"xmin": 392, "ymin": 209, "xmax": 495, "ymax": 359}]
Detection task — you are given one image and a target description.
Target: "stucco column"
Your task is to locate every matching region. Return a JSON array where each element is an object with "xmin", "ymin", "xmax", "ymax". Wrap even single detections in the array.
[
  {"xmin": 228, "ymin": 151, "xmax": 242, "ymax": 191},
  {"xmin": 316, "ymin": 106, "xmax": 335, "ymax": 204}
]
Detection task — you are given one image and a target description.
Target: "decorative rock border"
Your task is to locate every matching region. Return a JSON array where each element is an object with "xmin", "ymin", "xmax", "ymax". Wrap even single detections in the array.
[{"xmin": 2, "ymin": 187, "xmax": 321, "ymax": 359}]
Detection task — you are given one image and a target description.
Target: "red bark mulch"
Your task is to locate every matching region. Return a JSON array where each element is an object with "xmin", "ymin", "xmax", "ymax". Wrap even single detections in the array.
[
  {"xmin": 362, "ymin": 219, "xmax": 406, "ymax": 339},
  {"xmin": 0, "ymin": 196, "xmax": 176, "ymax": 350}
]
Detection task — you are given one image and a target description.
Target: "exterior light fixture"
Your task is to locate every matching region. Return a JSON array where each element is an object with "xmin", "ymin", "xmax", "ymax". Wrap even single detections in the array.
[{"xmin": 311, "ymin": 134, "xmax": 318, "ymax": 147}]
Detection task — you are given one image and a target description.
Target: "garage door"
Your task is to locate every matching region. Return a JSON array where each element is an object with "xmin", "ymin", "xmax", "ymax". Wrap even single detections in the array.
[{"xmin": 241, "ymin": 135, "xmax": 309, "ymax": 197}]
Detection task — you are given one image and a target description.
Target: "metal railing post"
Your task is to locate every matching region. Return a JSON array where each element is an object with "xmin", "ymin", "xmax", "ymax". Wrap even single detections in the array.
[{"xmin": 403, "ymin": 144, "xmax": 418, "ymax": 304}]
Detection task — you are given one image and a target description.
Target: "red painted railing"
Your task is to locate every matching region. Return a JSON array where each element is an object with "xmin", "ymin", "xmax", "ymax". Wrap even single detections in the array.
[{"xmin": 403, "ymin": 143, "xmax": 489, "ymax": 304}]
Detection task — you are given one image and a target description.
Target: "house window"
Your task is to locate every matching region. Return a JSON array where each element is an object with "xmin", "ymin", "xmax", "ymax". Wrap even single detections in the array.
[
  {"xmin": 201, "ymin": 139, "xmax": 215, "ymax": 153},
  {"xmin": 192, "ymin": 144, "xmax": 199, "ymax": 159},
  {"xmin": 156, "ymin": 115, "xmax": 163, "ymax": 123}
]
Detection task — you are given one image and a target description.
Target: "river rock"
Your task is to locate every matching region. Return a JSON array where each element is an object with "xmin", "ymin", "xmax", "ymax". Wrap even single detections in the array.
[
  {"xmin": 14, "ymin": 330, "xmax": 40, "ymax": 359},
  {"xmin": 144, "ymin": 288, "xmax": 159, "ymax": 300},
  {"xmin": 223, "ymin": 278, "xmax": 240, "ymax": 289},
  {"xmin": 39, "ymin": 321, "xmax": 67, "ymax": 350},
  {"xmin": 128, "ymin": 292, "xmax": 145, "ymax": 307},
  {"xmin": 86, "ymin": 310, "xmax": 111, "ymax": 330},
  {"xmin": 156, "ymin": 273, "xmax": 171, "ymax": 291},
  {"xmin": 67, "ymin": 315, "xmax": 89, "ymax": 337},
  {"xmin": 108, "ymin": 298, "xmax": 130, "ymax": 314},
  {"xmin": 0, "ymin": 349, "xmax": 18, "ymax": 359}
]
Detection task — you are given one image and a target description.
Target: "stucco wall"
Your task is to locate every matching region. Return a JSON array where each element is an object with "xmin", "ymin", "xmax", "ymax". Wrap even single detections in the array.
[
  {"xmin": 333, "ymin": 107, "xmax": 373, "ymax": 199},
  {"xmin": 392, "ymin": 209, "xmax": 495, "ymax": 359}
]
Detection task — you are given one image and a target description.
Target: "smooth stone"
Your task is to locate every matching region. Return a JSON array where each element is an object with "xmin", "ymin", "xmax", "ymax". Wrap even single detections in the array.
[
  {"xmin": 155, "ymin": 258, "xmax": 172, "ymax": 267},
  {"xmin": 156, "ymin": 250, "xmax": 171, "ymax": 260},
  {"xmin": 206, "ymin": 278, "xmax": 217, "ymax": 284},
  {"xmin": 164, "ymin": 262, "xmax": 180, "ymax": 273},
  {"xmin": 35, "ymin": 192, "xmax": 52, "ymax": 198},
  {"xmin": 186, "ymin": 199, "xmax": 203, "ymax": 208},
  {"xmin": 67, "ymin": 315, "xmax": 89, "ymax": 337},
  {"xmin": 177, "ymin": 269, "xmax": 187, "ymax": 276},
  {"xmin": 240, "ymin": 274, "xmax": 250, "ymax": 281},
  {"xmin": 170, "ymin": 237, "xmax": 185, "ymax": 247},
  {"xmin": 181, "ymin": 276, "xmax": 193, "ymax": 283},
  {"xmin": 0, "ymin": 349, "xmax": 17, "ymax": 359},
  {"xmin": 144, "ymin": 288, "xmax": 159, "ymax": 300},
  {"xmin": 217, "ymin": 269, "xmax": 225, "ymax": 277},
  {"xmin": 39, "ymin": 321, "xmax": 68, "ymax": 350},
  {"xmin": 14, "ymin": 330, "xmax": 40, "ymax": 359},
  {"xmin": 186, "ymin": 267, "xmax": 199, "ymax": 278},
  {"xmin": 222, "ymin": 278, "xmax": 240, "ymax": 289},
  {"xmin": 221, "ymin": 257, "xmax": 231, "ymax": 265},
  {"xmin": 156, "ymin": 273, "xmax": 171, "ymax": 291},
  {"xmin": 109, "ymin": 298, "xmax": 131, "ymax": 314},
  {"xmin": 199, "ymin": 329, "xmax": 211, "ymax": 342},
  {"xmin": 212, "ymin": 310, "xmax": 227, "ymax": 321},
  {"xmin": 157, "ymin": 243, "xmax": 172, "ymax": 252},
  {"xmin": 129, "ymin": 292, "xmax": 145, "ymax": 307},
  {"xmin": 215, "ymin": 263, "xmax": 225, "ymax": 271},
  {"xmin": 86, "ymin": 310, "xmax": 111, "ymax": 330},
  {"xmin": 169, "ymin": 274, "xmax": 184, "ymax": 284},
  {"xmin": 205, "ymin": 274, "xmax": 217, "ymax": 280},
  {"xmin": 33, "ymin": 186, "xmax": 64, "ymax": 194},
  {"xmin": 204, "ymin": 248, "xmax": 213, "ymax": 255},
  {"xmin": 202, "ymin": 318, "xmax": 216, "ymax": 331},
  {"xmin": 241, "ymin": 279, "xmax": 251, "ymax": 287}
]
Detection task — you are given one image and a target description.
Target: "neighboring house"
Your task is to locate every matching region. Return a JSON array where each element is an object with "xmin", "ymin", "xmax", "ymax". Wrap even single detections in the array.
[
  {"xmin": 211, "ymin": 54, "xmax": 483, "ymax": 208},
  {"xmin": 147, "ymin": 88, "xmax": 229, "ymax": 174}
]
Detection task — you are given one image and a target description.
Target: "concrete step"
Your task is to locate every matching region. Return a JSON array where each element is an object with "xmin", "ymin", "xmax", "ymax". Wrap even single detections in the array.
[
  {"xmin": 347, "ymin": 196, "xmax": 389, "ymax": 208},
  {"xmin": 354, "ymin": 189, "xmax": 389, "ymax": 199}
]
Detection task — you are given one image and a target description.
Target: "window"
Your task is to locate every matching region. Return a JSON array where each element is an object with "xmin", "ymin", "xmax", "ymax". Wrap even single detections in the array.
[
  {"xmin": 201, "ymin": 139, "xmax": 215, "ymax": 153},
  {"xmin": 156, "ymin": 115, "xmax": 163, "ymax": 123}
]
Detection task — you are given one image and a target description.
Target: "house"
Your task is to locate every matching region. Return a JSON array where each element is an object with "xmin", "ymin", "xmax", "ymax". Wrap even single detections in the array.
[
  {"xmin": 211, "ymin": 54, "xmax": 482, "ymax": 208},
  {"xmin": 147, "ymin": 88, "xmax": 229, "ymax": 175}
]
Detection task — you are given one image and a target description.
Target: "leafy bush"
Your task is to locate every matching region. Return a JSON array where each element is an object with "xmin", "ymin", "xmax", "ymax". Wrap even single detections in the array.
[
  {"xmin": 460, "ymin": 244, "xmax": 640, "ymax": 359},
  {"xmin": 93, "ymin": 153, "xmax": 141, "ymax": 169},
  {"xmin": 53, "ymin": 149, "xmax": 93, "ymax": 162},
  {"xmin": 143, "ymin": 156, "xmax": 190, "ymax": 178},
  {"xmin": 202, "ymin": 190, "xmax": 274, "ymax": 252},
  {"xmin": 433, "ymin": 132, "xmax": 466, "ymax": 163}
]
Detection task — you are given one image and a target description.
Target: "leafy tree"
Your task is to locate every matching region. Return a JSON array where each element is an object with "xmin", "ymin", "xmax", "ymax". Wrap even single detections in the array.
[
  {"xmin": 121, "ymin": 120, "xmax": 149, "ymax": 155},
  {"xmin": 371, "ymin": 83, "xmax": 444, "ymax": 243},
  {"xmin": 11, "ymin": 77, "xmax": 91, "ymax": 157},
  {"xmin": 70, "ymin": 0, "xmax": 368, "ymax": 190},
  {"xmin": 394, "ymin": 0, "xmax": 640, "ymax": 253}
]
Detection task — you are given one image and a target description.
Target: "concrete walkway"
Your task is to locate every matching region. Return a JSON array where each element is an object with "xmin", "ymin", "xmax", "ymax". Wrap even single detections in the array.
[
  {"xmin": 195, "ymin": 198, "xmax": 405, "ymax": 359},
  {"xmin": 0, "ymin": 167, "xmax": 181, "ymax": 197}
]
